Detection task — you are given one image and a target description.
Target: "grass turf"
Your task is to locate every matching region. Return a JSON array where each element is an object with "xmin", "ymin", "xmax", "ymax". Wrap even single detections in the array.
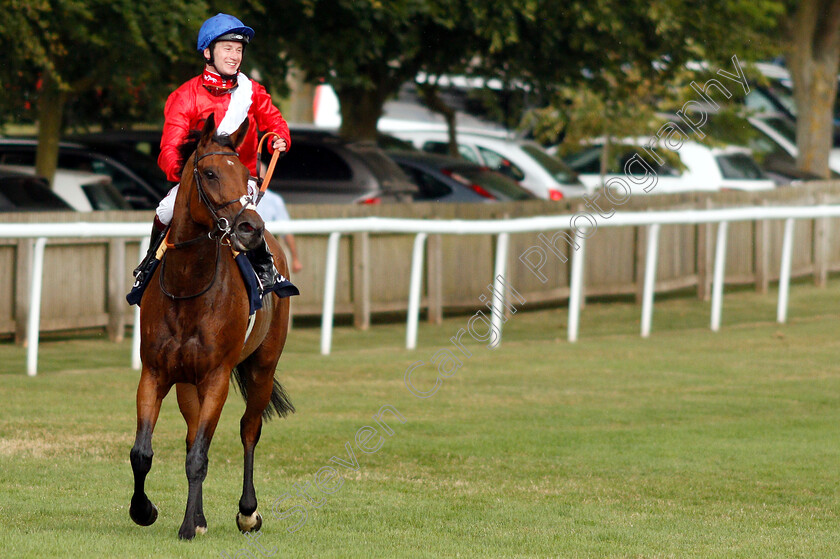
[{"xmin": 1, "ymin": 279, "xmax": 839, "ymax": 558}]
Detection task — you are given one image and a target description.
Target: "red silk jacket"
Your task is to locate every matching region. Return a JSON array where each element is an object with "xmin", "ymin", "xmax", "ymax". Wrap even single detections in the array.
[{"xmin": 158, "ymin": 74, "xmax": 291, "ymax": 182}]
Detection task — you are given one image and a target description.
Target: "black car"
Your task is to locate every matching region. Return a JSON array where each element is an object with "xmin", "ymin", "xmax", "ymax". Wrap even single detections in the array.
[
  {"xmin": 65, "ymin": 130, "xmax": 164, "ymax": 162},
  {"xmin": 266, "ymin": 129, "xmax": 419, "ymax": 204},
  {"xmin": 0, "ymin": 169, "xmax": 73, "ymax": 212},
  {"xmin": 387, "ymin": 150, "xmax": 538, "ymax": 202},
  {"xmin": 0, "ymin": 138, "xmax": 169, "ymax": 210}
]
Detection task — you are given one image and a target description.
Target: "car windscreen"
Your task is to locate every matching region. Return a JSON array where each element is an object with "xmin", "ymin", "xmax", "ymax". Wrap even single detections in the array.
[
  {"xmin": 617, "ymin": 148, "xmax": 682, "ymax": 176},
  {"xmin": 397, "ymin": 164, "xmax": 453, "ymax": 199},
  {"xmin": 716, "ymin": 153, "xmax": 767, "ymax": 180},
  {"xmin": 82, "ymin": 180, "xmax": 132, "ymax": 210},
  {"xmin": 759, "ymin": 116, "xmax": 797, "ymax": 145},
  {"xmin": 58, "ymin": 150, "xmax": 167, "ymax": 208},
  {"xmin": 92, "ymin": 149, "xmax": 170, "ymax": 195},
  {"xmin": 753, "ymin": 81, "xmax": 797, "ymax": 117},
  {"xmin": 377, "ymin": 133, "xmax": 417, "ymax": 152},
  {"xmin": 521, "ymin": 144, "xmax": 580, "ymax": 184},
  {"xmin": 450, "ymin": 166, "xmax": 535, "ymax": 200},
  {"xmin": 272, "ymin": 143, "xmax": 353, "ymax": 181},
  {"xmin": 563, "ymin": 146, "xmax": 603, "ymax": 174},
  {"xmin": 564, "ymin": 145, "xmax": 682, "ymax": 176},
  {"xmin": 347, "ymin": 143, "xmax": 418, "ymax": 193},
  {"xmin": 0, "ymin": 175, "xmax": 72, "ymax": 211}
]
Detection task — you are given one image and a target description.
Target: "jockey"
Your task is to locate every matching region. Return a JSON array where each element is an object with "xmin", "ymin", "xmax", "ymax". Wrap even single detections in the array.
[{"xmin": 133, "ymin": 13, "xmax": 292, "ymax": 295}]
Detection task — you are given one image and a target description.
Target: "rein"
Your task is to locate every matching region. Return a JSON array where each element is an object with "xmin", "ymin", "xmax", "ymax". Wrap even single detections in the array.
[{"xmin": 159, "ymin": 241, "xmax": 222, "ymax": 301}]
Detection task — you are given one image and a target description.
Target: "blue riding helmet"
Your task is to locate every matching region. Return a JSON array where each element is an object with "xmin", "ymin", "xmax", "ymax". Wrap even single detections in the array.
[{"xmin": 197, "ymin": 13, "xmax": 255, "ymax": 52}]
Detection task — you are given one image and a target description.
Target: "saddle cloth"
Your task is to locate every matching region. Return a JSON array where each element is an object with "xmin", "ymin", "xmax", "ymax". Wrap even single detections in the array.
[{"xmin": 126, "ymin": 249, "xmax": 299, "ymax": 314}]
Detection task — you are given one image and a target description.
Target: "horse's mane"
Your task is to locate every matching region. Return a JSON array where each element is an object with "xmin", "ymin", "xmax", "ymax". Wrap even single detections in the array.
[{"xmin": 174, "ymin": 128, "xmax": 237, "ymax": 178}]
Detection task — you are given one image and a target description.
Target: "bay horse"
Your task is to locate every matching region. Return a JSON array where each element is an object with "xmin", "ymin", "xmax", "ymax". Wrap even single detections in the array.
[{"xmin": 129, "ymin": 113, "xmax": 294, "ymax": 540}]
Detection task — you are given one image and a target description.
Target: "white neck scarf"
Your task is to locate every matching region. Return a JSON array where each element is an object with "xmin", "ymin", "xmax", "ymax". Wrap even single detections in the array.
[{"xmin": 217, "ymin": 72, "xmax": 253, "ymax": 136}]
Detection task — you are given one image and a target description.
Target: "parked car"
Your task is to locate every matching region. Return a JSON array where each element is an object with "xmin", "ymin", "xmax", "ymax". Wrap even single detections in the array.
[
  {"xmin": 0, "ymin": 164, "xmax": 130, "ymax": 211},
  {"xmin": 375, "ymin": 131, "xmax": 419, "ymax": 152},
  {"xmin": 65, "ymin": 130, "xmax": 164, "ymax": 161},
  {"xmin": 0, "ymin": 138, "xmax": 168, "ymax": 209},
  {"xmin": 564, "ymin": 141, "xmax": 687, "ymax": 193},
  {"xmin": 744, "ymin": 112, "xmax": 840, "ymax": 179},
  {"xmin": 674, "ymin": 109, "xmax": 837, "ymax": 182},
  {"xmin": 742, "ymin": 62, "xmax": 840, "ymax": 172},
  {"xmin": 564, "ymin": 138, "xmax": 776, "ymax": 194},
  {"xmin": 746, "ymin": 62, "xmax": 840, "ymax": 142},
  {"xmin": 380, "ymin": 126, "xmax": 586, "ymax": 200},
  {"xmin": 703, "ymin": 146, "xmax": 777, "ymax": 191},
  {"xmin": 744, "ymin": 62, "xmax": 799, "ymax": 121},
  {"xmin": 386, "ymin": 150, "xmax": 539, "ymax": 202},
  {"xmin": 265, "ymin": 128, "xmax": 419, "ymax": 204},
  {"xmin": 0, "ymin": 169, "xmax": 73, "ymax": 212}
]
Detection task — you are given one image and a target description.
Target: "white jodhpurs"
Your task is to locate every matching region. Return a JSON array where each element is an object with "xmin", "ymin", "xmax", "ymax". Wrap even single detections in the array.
[{"xmin": 155, "ymin": 178, "xmax": 259, "ymax": 226}]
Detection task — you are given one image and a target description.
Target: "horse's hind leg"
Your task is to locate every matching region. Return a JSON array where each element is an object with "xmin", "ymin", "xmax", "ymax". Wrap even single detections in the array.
[
  {"xmin": 178, "ymin": 371, "xmax": 230, "ymax": 540},
  {"xmin": 129, "ymin": 371, "xmax": 171, "ymax": 526},
  {"xmin": 236, "ymin": 364, "xmax": 279, "ymax": 533},
  {"xmin": 176, "ymin": 383, "xmax": 207, "ymax": 534}
]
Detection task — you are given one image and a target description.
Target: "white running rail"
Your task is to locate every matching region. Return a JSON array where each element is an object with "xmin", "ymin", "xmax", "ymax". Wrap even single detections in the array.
[{"xmin": 2, "ymin": 204, "xmax": 839, "ymax": 375}]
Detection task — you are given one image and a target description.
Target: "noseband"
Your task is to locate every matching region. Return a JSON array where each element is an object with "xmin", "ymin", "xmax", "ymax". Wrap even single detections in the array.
[{"xmin": 193, "ymin": 149, "xmax": 258, "ymax": 243}]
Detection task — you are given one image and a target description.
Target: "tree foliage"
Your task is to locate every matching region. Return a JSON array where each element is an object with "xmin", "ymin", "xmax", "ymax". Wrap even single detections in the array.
[
  {"xmin": 238, "ymin": 0, "xmax": 792, "ymax": 145},
  {"xmin": 0, "ymin": 0, "xmax": 205, "ymax": 183},
  {"xmin": 1, "ymin": 0, "xmax": 836, "ymax": 185},
  {"xmin": 237, "ymin": 0, "xmax": 544, "ymax": 140},
  {"xmin": 2, "ymin": 0, "xmax": 206, "ymax": 127}
]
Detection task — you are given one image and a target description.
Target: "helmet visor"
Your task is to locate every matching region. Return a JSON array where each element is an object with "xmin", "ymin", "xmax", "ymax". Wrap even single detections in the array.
[{"xmin": 214, "ymin": 31, "xmax": 250, "ymax": 44}]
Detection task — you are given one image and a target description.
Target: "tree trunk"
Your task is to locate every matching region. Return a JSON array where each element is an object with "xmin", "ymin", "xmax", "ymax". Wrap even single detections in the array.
[
  {"xmin": 600, "ymin": 137, "xmax": 611, "ymax": 186},
  {"xmin": 787, "ymin": 0, "xmax": 840, "ymax": 179},
  {"xmin": 282, "ymin": 64, "xmax": 316, "ymax": 124},
  {"xmin": 417, "ymin": 83, "xmax": 458, "ymax": 156},
  {"xmin": 35, "ymin": 73, "xmax": 68, "ymax": 189},
  {"xmin": 336, "ymin": 85, "xmax": 389, "ymax": 142}
]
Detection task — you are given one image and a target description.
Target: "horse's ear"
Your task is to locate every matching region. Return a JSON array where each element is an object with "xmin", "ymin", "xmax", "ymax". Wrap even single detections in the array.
[
  {"xmin": 200, "ymin": 113, "xmax": 217, "ymax": 145},
  {"xmin": 229, "ymin": 118, "xmax": 249, "ymax": 149}
]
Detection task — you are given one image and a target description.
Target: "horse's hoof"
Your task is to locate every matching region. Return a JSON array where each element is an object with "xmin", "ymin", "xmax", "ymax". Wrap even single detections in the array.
[
  {"xmin": 236, "ymin": 511, "xmax": 262, "ymax": 532},
  {"xmin": 178, "ymin": 525, "xmax": 196, "ymax": 540},
  {"xmin": 129, "ymin": 501, "xmax": 158, "ymax": 526},
  {"xmin": 195, "ymin": 512, "xmax": 207, "ymax": 535}
]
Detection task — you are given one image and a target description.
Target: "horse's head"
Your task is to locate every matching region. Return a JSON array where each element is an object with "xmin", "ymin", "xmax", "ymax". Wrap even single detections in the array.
[{"xmin": 186, "ymin": 113, "xmax": 265, "ymax": 252}]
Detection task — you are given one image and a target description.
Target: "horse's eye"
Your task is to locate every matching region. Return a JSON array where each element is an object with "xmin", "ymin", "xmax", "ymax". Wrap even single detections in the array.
[{"xmin": 204, "ymin": 170, "xmax": 216, "ymax": 180}]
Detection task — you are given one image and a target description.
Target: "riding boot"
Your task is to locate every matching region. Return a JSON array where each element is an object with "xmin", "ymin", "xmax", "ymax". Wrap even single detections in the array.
[
  {"xmin": 132, "ymin": 216, "xmax": 167, "ymax": 285},
  {"xmin": 247, "ymin": 237, "xmax": 283, "ymax": 294}
]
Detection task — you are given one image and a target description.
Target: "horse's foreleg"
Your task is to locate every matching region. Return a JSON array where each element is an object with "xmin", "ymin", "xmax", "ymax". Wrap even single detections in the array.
[
  {"xmin": 238, "ymin": 409, "xmax": 264, "ymax": 532},
  {"xmin": 178, "ymin": 375, "xmax": 229, "ymax": 541},
  {"xmin": 237, "ymin": 368, "xmax": 277, "ymax": 533},
  {"xmin": 176, "ymin": 383, "xmax": 207, "ymax": 534},
  {"xmin": 130, "ymin": 372, "xmax": 170, "ymax": 527}
]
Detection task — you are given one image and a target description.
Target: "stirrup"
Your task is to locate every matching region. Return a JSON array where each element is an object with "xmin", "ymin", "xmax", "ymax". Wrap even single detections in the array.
[
  {"xmin": 255, "ymin": 267, "xmax": 281, "ymax": 294},
  {"xmin": 132, "ymin": 257, "xmax": 157, "ymax": 286},
  {"xmin": 133, "ymin": 253, "xmax": 155, "ymax": 281}
]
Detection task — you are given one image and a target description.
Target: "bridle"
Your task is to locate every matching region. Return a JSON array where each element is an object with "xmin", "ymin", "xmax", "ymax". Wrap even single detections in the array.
[
  {"xmin": 159, "ymin": 147, "xmax": 258, "ymax": 301},
  {"xmin": 192, "ymin": 149, "xmax": 258, "ymax": 244}
]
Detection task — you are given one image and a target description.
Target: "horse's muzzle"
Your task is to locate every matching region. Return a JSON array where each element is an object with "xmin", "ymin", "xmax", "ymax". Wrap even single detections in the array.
[{"xmin": 232, "ymin": 216, "xmax": 265, "ymax": 252}]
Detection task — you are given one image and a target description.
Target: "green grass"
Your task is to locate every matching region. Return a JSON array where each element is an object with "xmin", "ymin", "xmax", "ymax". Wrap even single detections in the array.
[{"xmin": 2, "ymin": 280, "xmax": 840, "ymax": 558}]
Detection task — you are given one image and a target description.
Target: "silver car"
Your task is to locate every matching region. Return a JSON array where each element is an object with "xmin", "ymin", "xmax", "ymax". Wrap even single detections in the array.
[{"xmin": 382, "ymin": 127, "xmax": 586, "ymax": 200}]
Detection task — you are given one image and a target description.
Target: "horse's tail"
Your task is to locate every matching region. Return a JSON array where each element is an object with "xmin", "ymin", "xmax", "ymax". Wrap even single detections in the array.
[{"xmin": 231, "ymin": 368, "xmax": 296, "ymax": 420}]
